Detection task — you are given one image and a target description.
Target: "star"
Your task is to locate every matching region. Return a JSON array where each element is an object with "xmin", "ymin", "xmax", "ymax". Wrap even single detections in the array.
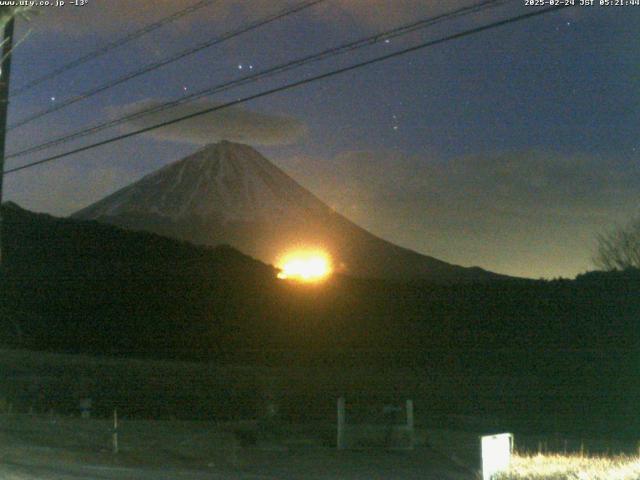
[
  {"xmin": 238, "ymin": 64, "xmax": 243, "ymax": 70},
  {"xmin": 182, "ymin": 86, "xmax": 188, "ymax": 91},
  {"xmin": 50, "ymin": 96, "xmax": 56, "ymax": 102}
]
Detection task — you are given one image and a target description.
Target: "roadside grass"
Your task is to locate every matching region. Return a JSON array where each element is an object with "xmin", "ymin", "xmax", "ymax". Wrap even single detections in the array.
[{"xmin": 496, "ymin": 453, "xmax": 640, "ymax": 480}]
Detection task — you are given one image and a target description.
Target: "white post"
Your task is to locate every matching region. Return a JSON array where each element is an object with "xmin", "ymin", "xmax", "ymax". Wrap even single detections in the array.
[
  {"xmin": 337, "ymin": 396, "xmax": 346, "ymax": 450},
  {"xmin": 406, "ymin": 399, "xmax": 414, "ymax": 449},
  {"xmin": 112, "ymin": 408, "xmax": 119, "ymax": 454},
  {"xmin": 480, "ymin": 433, "xmax": 513, "ymax": 480}
]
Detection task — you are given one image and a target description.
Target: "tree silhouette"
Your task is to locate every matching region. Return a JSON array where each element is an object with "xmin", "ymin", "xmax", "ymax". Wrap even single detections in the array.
[{"xmin": 594, "ymin": 216, "xmax": 640, "ymax": 271}]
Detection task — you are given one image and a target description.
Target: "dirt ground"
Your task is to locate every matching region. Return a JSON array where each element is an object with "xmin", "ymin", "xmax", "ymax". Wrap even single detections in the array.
[{"xmin": 0, "ymin": 414, "xmax": 477, "ymax": 479}]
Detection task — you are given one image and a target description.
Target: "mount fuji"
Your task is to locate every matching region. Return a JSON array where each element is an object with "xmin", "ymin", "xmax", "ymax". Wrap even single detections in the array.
[{"xmin": 73, "ymin": 141, "xmax": 504, "ymax": 282}]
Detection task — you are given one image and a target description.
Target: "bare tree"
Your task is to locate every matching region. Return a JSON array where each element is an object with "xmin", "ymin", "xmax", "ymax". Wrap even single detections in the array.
[{"xmin": 594, "ymin": 216, "xmax": 640, "ymax": 271}]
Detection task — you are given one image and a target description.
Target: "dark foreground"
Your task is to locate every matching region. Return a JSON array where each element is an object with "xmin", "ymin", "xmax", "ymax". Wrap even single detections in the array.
[{"xmin": 0, "ymin": 414, "xmax": 474, "ymax": 480}]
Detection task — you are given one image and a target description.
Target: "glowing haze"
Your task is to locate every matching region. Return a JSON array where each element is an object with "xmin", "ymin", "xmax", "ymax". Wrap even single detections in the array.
[{"xmin": 276, "ymin": 250, "xmax": 333, "ymax": 282}]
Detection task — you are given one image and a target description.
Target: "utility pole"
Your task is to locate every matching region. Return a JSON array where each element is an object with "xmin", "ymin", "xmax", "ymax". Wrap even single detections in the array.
[{"xmin": 0, "ymin": 10, "xmax": 15, "ymax": 267}]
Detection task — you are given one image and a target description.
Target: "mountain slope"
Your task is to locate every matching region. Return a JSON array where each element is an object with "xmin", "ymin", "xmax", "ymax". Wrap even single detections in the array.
[{"xmin": 74, "ymin": 141, "xmax": 505, "ymax": 283}]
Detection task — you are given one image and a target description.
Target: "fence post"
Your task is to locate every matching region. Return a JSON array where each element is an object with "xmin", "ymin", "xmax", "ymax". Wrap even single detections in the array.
[
  {"xmin": 406, "ymin": 399, "xmax": 414, "ymax": 449},
  {"xmin": 337, "ymin": 396, "xmax": 346, "ymax": 450},
  {"xmin": 112, "ymin": 408, "xmax": 119, "ymax": 454},
  {"xmin": 79, "ymin": 397, "xmax": 92, "ymax": 419}
]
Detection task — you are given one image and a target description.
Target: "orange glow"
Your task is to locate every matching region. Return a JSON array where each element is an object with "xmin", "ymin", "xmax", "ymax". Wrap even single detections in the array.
[{"xmin": 276, "ymin": 250, "xmax": 332, "ymax": 282}]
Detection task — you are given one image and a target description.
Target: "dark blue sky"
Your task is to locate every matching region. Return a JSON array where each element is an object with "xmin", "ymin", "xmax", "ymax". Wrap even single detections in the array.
[{"xmin": 4, "ymin": 1, "xmax": 639, "ymax": 278}]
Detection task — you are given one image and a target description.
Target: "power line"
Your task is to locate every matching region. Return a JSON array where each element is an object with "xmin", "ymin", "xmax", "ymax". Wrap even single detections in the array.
[
  {"xmin": 4, "ymin": 4, "xmax": 569, "ymax": 176},
  {"xmin": 12, "ymin": 0, "xmax": 218, "ymax": 97},
  {"xmin": 7, "ymin": 0, "xmax": 510, "ymax": 161},
  {"xmin": 7, "ymin": 0, "xmax": 326, "ymax": 131}
]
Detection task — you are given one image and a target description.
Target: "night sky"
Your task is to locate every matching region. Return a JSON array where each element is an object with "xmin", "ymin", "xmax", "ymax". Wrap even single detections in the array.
[{"xmin": 3, "ymin": 0, "xmax": 639, "ymax": 279}]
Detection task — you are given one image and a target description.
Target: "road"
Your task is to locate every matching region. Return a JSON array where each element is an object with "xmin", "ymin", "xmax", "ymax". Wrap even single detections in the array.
[
  {"xmin": 0, "ymin": 459, "xmax": 278, "ymax": 480},
  {"xmin": 0, "ymin": 448, "xmax": 475, "ymax": 479}
]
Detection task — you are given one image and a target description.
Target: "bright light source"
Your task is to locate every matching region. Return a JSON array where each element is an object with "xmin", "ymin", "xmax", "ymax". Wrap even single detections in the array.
[
  {"xmin": 481, "ymin": 433, "xmax": 513, "ymax": 480},
  {"xmin": 276, "ymin": 250, "xmax": 332, "ymax": 282}
]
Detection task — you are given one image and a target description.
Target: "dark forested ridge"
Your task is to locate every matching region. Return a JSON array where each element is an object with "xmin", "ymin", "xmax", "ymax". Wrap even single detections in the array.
[
  {"xmin": 1, "ymin": 203, "xmax": 639, "ymax": 434},
  {"xmin": 1, "ymin": 202, "xmax": 638, "ymax": 363}
]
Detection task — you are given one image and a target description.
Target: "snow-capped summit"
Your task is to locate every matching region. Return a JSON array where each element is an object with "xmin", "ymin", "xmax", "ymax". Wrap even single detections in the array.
[
  {"xmin": 76, "ymin": 141, "xmax": 329, "ymax": 223},
  {"xmin": 74, "ymin": 141, "xmax": 504, "ymax": 282}
]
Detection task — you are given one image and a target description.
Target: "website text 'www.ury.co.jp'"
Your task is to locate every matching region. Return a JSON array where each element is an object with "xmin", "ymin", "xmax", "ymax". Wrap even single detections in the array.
[{"xmin": 0, "ymin": 0, "xmax": 88, "ymax": 7}]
